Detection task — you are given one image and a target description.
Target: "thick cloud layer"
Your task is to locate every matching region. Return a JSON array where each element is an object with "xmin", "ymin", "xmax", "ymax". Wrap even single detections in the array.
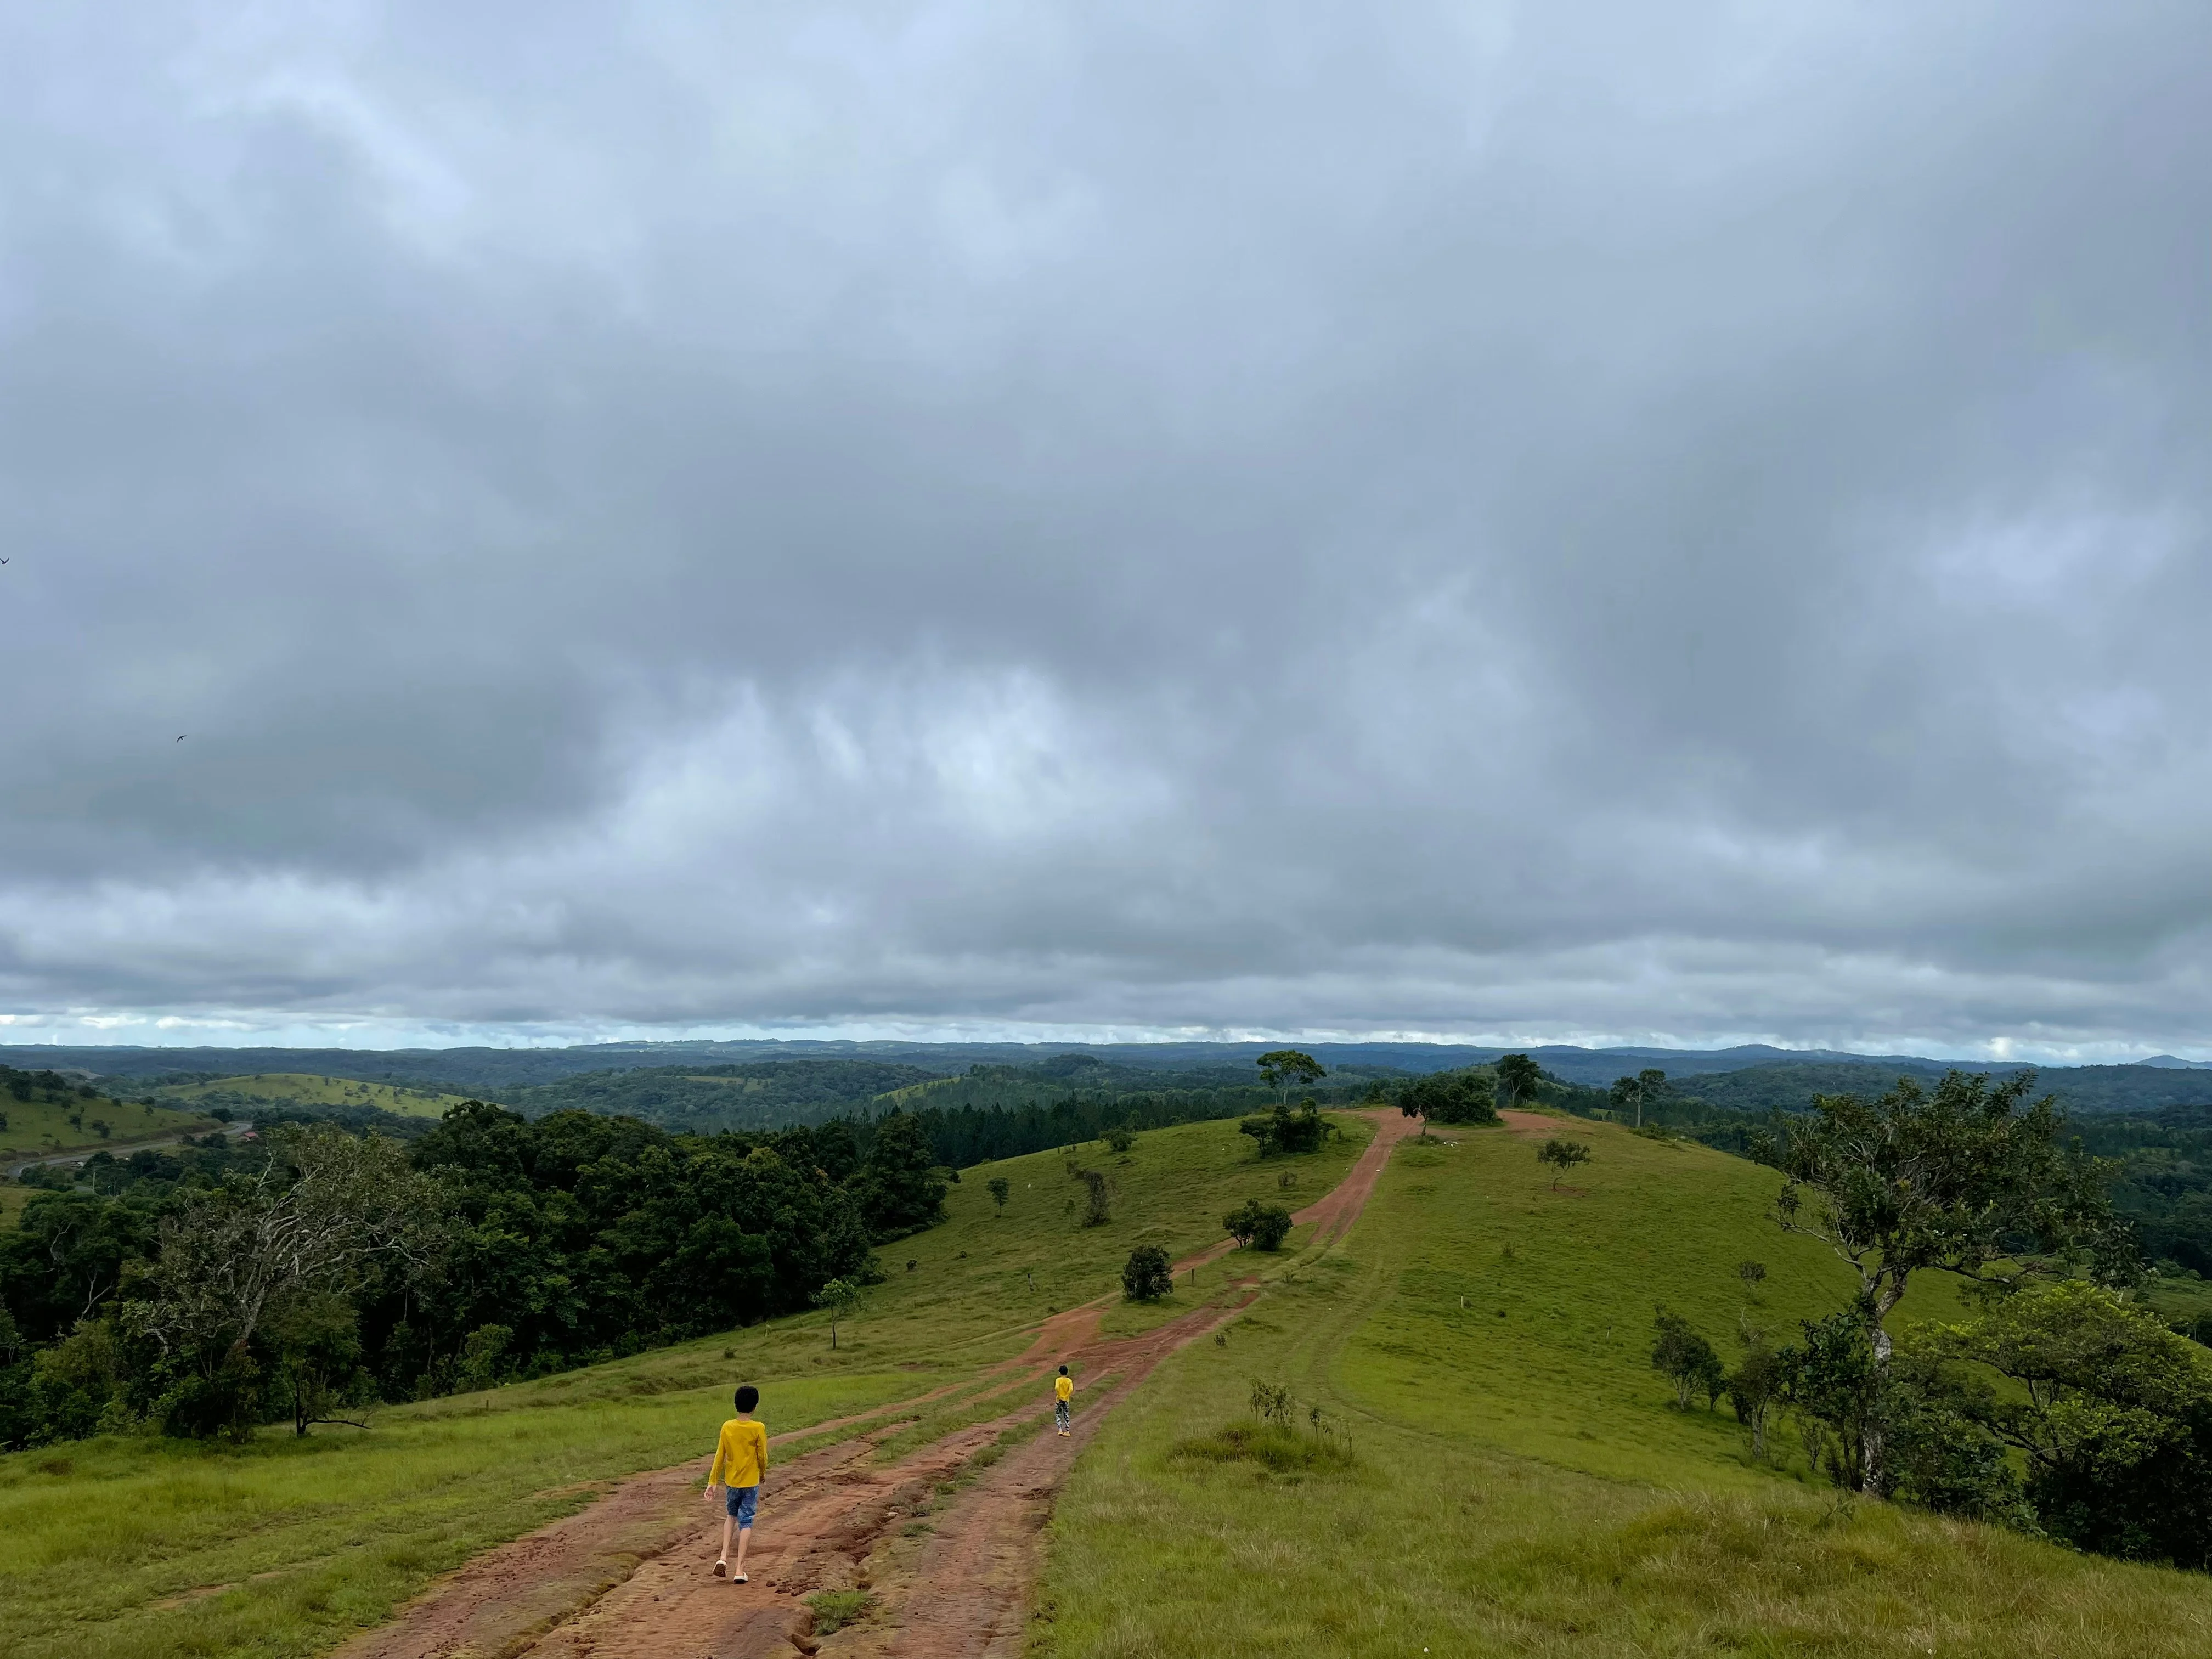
[{"xmin": 3, "ymin": 2, "xmax": 2209, "ymax": 1058}]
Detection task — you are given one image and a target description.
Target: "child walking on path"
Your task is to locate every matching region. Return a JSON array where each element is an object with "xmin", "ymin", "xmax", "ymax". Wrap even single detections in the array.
[
  {"xmin": 1054, "ymin": 1365, "xmax": 1074, "ymax": 1436},
  {"xmin": 708, "ymin": 1384, "xmax": 768, "ymax": 1583}
]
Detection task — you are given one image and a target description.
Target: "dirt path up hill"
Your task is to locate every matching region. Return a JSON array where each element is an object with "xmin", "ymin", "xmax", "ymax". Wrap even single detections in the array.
[{"xmin": 336, "ymin": 1108, "xmax": 1417, "ymax": 1659}]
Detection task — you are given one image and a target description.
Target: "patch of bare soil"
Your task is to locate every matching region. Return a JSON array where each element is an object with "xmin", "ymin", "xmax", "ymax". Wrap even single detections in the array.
[{"xmin": 341, "ymin": 1109, "xmax": 1415, "ymax": 1659}]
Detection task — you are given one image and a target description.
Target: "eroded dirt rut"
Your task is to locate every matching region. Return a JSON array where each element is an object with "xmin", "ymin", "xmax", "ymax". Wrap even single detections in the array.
[{"xmin": 339, "ymin": 1109, "xmax": 1414, "ymax": 1659}]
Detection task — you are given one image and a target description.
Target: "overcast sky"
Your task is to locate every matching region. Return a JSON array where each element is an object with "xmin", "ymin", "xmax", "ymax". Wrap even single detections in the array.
[{"xmin": 2, "ymin": 2, "xmax": 2209, "ymax": 1059}]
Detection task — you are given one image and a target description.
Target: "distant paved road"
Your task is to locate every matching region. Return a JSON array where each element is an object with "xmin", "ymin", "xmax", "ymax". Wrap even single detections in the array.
[{"xmin": 4, "ymin": 1120, "xmax": 254, "ymax": 1181}]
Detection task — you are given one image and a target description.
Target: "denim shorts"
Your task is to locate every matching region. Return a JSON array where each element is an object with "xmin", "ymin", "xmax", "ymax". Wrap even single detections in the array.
[{"xmin": 725, "ymin": 1483, "xmax": 759, "ymax": 1528}]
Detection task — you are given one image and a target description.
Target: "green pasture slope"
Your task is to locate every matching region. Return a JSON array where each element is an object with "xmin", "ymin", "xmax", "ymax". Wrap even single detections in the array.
[
  {"xmin": 0, "ymin": 1115, "xmax": 1366, "ymax": 1659},
  {"xmin": 1035, "ymin": 1113, "xmax": 2212, "ymax": 1657},
  {"xmin": 151, "ymin": 1074, "xmax": 474, "ymax": 1120},
  {"xmin": 1, "ymin": 1095, "xmax": 213, "ymax": 1164}
]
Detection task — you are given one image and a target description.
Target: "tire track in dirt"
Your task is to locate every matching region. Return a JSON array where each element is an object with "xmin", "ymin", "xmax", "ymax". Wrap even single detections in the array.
[{"xmin": 340, "ymin": 1109, "xmax": 1415, "ymax": 1659}]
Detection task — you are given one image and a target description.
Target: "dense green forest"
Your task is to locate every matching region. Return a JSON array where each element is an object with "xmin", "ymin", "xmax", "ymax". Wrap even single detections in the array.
[
  {"xmin": 498, "ymin": 1059, "xmax": 945, "ymax": 1130},
  {"xmin": 0, "ymin": 1092, "xmax": 943, "ymax": 1450},
  {"xmin": 2066, "ymin": 1105, "xmax": 2212, "ymax": 1287},
  {"xmin": 1631, "ymin": 1059, "xmax": 2212, "ymax": 1122}
]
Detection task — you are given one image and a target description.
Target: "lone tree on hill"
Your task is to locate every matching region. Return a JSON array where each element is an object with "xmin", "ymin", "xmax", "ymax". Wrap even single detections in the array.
[
  {"xmin": 1725, "ymin": 1327, "xmax": 1786, "ymax": 1459},
  {"xmin": 1256, "ymin": 1049, "xmax": 1327, "ymax": 1105},
  {"xmin": 1122, "ymin": 1244, "xmax": 1175, "ymax": 1302},
  {"xmin": 1769, "ymin": 1068, "xmax": 2125, "ymax": 1489},
  {"xmin": 1738, "ymin": 1260, "xmax": 1767, "ymax": 1295},
  {"xmin": 812, "ymin": 1277, "xmax": 862, "ymax": 1350},
  {"xmin": 1537, "ymin": 1137, "xmax": 1590, "ymax": 1189},
  {"xmin": 1609, "ymin": 1068, "xmax": 1667, "ymax": 1130},
  {"xmin": 1494, "ymin": 1053, "xmax": 1544, "ymax": 1113},
  {"xmin": 1651, "ymin": 1306, "xmax": 1723, "ymax": 1410},
  {"xmin": 987, "ymin": 1176, "xmax": 1011, "ymax": 1211}
]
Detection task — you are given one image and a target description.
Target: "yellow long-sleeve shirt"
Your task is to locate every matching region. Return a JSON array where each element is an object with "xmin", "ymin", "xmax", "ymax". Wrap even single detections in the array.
[{"xmin": 709, "ymin": 1417, "xmax": 768, "ymax": 1488}]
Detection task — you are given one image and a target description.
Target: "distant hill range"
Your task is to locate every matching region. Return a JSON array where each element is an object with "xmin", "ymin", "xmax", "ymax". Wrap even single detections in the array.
[{"xmin": 8, "ymin": 1037, "xmax": 2212, "ymax": 1120}]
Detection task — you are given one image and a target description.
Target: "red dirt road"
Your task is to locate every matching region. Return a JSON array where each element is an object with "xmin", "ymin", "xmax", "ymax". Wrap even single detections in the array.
[
  {"xmin": 335, "ymin": 1109, "xmax": 1415, "ymax": 1659},
  {"xmin": 1500, "ymin": 1108, "xmax": 1577, "ymax": 1139}
]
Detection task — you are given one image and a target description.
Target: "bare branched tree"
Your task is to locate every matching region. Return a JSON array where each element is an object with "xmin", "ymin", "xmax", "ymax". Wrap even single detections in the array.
[{"xmin": 126, "ymin": 1125, "xmax": 444, "ymax": 1369}]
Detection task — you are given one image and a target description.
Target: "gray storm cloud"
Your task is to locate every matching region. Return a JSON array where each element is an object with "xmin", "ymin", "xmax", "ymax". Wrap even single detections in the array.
[{"xmin": 2, "ymin": 2, "xmax": 2209, "ymax": 1057}]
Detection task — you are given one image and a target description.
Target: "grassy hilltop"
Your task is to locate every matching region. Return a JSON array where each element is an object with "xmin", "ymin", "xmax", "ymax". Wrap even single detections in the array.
[
  {"xmin": 1, "ymin": 1084, "xmax": 212, "ymax": 1164},
  {"xmin": 5, "ymin": 1108, "xmax": 2212, "ymax": 1657},
  {"xmin": 1039, "ymin": 1113, "xmax": 2212, "ymax": 1656}
]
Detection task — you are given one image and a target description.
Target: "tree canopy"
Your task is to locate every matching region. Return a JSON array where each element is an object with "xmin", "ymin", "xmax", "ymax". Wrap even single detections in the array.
[
  {"xmin": 1400, "ymin": 1068, "xmax": 1498, "ymax": 1127},
  {"xmin": 1256, "ymin": 1050, "xmax": 1327, "ymax": 1103},
  {"xmin": 1771, "ymin": 1069, "xmax": 2126, "ymax": 1342},
  {"xmin": 1493, "ymin": 1053, "xmax": 1544, "ymax": 1112}
]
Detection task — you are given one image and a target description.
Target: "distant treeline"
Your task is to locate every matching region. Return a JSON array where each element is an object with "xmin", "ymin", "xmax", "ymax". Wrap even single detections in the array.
[
  {"xmin": 499, "ymin": 1060, "xmax": 947, "ymax": 1129},
  {"xmin": 844, "ymin": 1082, "xmax": 1359, "ymax": 1170}
]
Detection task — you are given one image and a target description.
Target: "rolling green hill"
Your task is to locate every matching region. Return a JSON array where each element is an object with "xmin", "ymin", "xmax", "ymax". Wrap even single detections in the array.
[
  {"xmin": 149, "ymin": 1073, "xmax": 475, "ymax": 1120},
  {"xmin": 1, "ymin": 1069, "xmax": 213, "ymax": 1163},
  {"xmin": 1037, "ymin": 1113, "xmax": 2212, "ymax": 1656},
  {"xmin": 6, "ymin": 1109, "xmax": 2211, "ymax": 1657},
  {"xmin": 0, "ymin": 1115, "xmax": 1368, "ymax": 1659}
]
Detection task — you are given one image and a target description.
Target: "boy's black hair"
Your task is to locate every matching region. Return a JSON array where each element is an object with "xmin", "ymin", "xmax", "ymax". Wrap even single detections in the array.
[
  {"xmin": 1057, "ymin": 1365, "xmax": 1068, "ymax": 1375},
  {"xmin": 735, "ymin": 1384, "xmax": 760, "ymax": 1412}
]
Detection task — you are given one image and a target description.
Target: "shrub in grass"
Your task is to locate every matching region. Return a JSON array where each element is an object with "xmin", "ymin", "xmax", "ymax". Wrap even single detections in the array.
[
  {"xmin": 1122, "ymin": 1244, "xmax": 1175, "ymax": 1301},
  {"xmin": 1077, "ymin": 1169, "xmax": 1113, "ymax": 1226},
  {"xmin": 1239, "ymin": 1100, "xmax": 1332, "ymax": 1155},
  {"xmin": 806, "ymin": 1589, "xmax": 876, "ymax": 1633},
  {"xmin": 1223, "ymin": 1199, "xmax": 1293, "ymax": 1251},
  {"xmin": 1173, "ymin": 1421, "xmax": 1356, "ymax": 1476},
  {"xmin": 1538, "ymin": 1137, "xmax": 1592, "ymax": 1188}
]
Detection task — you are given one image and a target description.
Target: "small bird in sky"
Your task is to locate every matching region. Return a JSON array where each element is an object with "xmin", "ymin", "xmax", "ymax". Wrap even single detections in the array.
[{"xmin": 176, "ymin": 734, "xmax": 185, "ymax": 742}]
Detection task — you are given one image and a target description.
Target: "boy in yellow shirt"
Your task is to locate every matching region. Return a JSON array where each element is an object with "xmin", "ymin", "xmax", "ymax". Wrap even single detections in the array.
[
  {"xmin": 1054, "ymin": 1365, "xmax": 1074, "ymax": 1436},
  {"xmin": 708, "ymin": 1384, "xmax": 768, "ymax": 1583}
]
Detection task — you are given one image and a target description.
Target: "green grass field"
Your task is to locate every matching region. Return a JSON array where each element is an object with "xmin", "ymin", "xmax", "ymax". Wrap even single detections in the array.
[
  {"xmin": 1, "ymin": 1094, "xmax": 213, "ymax": 1162},
  {"xmin": 0, "ymin": 1115, "xmax": 1363, "ymax": 1659},
  {"xmin": 151, "ymin": 1074, "xmax": 476, "ymax": 1120},
  {"xmin": 1032, "ymin": 1113, "xmax": 2212, "ymax": 1657},
  {"xmin": 15, "ymin": 1106, "xmax": 2212, "ymax": 1658}
]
